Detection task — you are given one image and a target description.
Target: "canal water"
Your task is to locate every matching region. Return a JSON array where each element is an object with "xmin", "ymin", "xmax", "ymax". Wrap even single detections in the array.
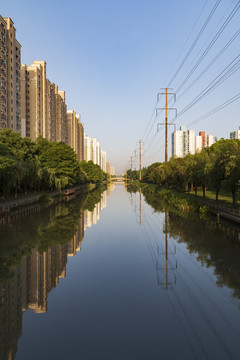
[{"xmin": 1, "ymin": 184, "xmax": 240, "ymax": 360}]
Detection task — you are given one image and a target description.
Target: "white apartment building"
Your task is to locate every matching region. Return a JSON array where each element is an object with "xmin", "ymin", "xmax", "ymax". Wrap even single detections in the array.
[
  {"xmin": 110, "ymin": 166, "xmax": 115, "ymax": 176},
  {"xmin": 230, "ymin": 127, "xmax": 240, "ymax": 140},
  {"xmin": 172, "ymin": 126, "xmax": 195, "ymax": 157},
  {"xmin": 172, "ymin": 129, "xmax": 184, "ymax": 157},
  {"xmin": 184, "ymin": 129, "xmax": 195, "ymax": 155},
  {"xmin": 101, "ymin": 150, "xmax": 107, "ymax": 172},
  {"xmin": 84, "ymin": 133, "xmax": 107, "ymax": 171},
  {"xmin": 84, "ymin": 134, "xmax": 92, "ymax": 162},
  {"xmin": 172, "ymin": 126, "xmax": 214, "ymax": 158},
  {"xmin": 195, "ymin": 136, "xmax": 202, "ymax": 152},
  {"xmin": 206, "ymin": 134, "xmax": 214, "ymax": 147}
]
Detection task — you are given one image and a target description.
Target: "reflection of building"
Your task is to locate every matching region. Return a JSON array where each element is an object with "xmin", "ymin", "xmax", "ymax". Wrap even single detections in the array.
[
  {"xmin": 21, "ymin": 213, "xmax": 84, "ymax": 314},
  {"xmin": 0, "ymin": 266, "xmax": 22, "ymax": 360},
  {"xmin": 0, "ymin": 189, "xmax": 108, "ymax": 359},
  {"xmin": 84, "ymin": 191, "xmax": 108, "ymax": 230}
]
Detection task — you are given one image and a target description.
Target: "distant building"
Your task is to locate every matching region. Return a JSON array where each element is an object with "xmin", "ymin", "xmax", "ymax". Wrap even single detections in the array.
[
  {"xmin": 172, "ymin": 126, "xmax": 195, "ymax": 157},
  {"xmin": 110, "ymin": 166, "xmax": 115, "ymax": 176},
  {"xmin": 106, "ymin": 161, "xmax": 111, "ymax": 175},
  {"xmin": 195, "ymin": 135, "xmax": 202, "ymax": 152},
  {"xmin": 230, "ymin": 127, "xmax": 240, "ymax": 140},
  {"xmin": 172, "ymin": 129, "xmax": 184, "ymax": 157},
  {"xmin": 172, "ymin": 126, "xmax": 214, "ymax": 158},
  {"xmin": 67, "ymin": 111, "xmax": 84, "ymax": 161},
  {"xmin": 199, "ymin": 131, "xmax": 206, "ymax": 147},
  {"xmin": 206, "ymin": 134, "xmax": 214, "ymax": 147},
  {"xmin": 84, "ymin": 133, "xmax": 107, "ymax": 171}
]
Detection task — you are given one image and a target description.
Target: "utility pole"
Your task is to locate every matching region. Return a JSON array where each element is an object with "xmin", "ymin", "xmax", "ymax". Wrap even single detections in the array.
[
  {"xmin": 134, "ymin": 150, "xmax": 137, "ymax": 171},
  {"xmin": 156, "ymin": 88, "xmax": 177, "ymax": 162},
  {"xmin": 130, "ymin": 156, "xmax": 133, "ymax": 170}
]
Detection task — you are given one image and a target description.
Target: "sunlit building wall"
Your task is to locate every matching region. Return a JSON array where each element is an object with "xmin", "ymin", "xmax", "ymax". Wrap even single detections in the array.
[
  {"xmin": 206, "ymin": 134, "xmax": 214, "ymax": 147},
  {"xmin": 101, "ymin": 150, "xmax": 107, "ymax": 172},
  {"xmin": 20, "ymin": 62, "xmax": 43, "ymax": 140},
  {"xmin": 84, "ymin": 134, "xmax": 92, "ymax": 162},
  {"xmin": 110, "ymin": 166, "xmax": 115, "ymax": 176},
  {"xmin": 195, "ymin": 135, "xmax": 202, "ymax": 152},
  {"xmin": 230, "ymin": 127, "xmax": 240, "ymax": 140},
  {"xmin": 0, "ymin": 17, "xmax": 21, "ymax": 133},
  {"xmin": 172, "ymin": 128, "xmax": 184, "ymax": 157}
]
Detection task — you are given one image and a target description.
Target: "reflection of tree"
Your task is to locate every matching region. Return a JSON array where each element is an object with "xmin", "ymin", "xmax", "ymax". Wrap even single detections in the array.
[
  {"xmin": 0, "ymin": 185, "xmax": 106, "ymax": 282},
  {"xmin": 82, "ymin": 184, "xmax": 107, "ymax": 211},
  {"xmin": 0, "ymin": 186, "xmax": 107, "ymax": 360},
  {"xmin": 126, "ymin": 184, "xmax": 138, "ymax": 193},
  {"xmin": 143, "ymin": 188, "xmax": 240, "ymax": 300}
]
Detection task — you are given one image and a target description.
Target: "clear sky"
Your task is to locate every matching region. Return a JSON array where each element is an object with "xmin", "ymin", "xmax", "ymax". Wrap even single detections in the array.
[{"xmin": 2, "ymin": 0, "xmax": 240, "ymax": 173}]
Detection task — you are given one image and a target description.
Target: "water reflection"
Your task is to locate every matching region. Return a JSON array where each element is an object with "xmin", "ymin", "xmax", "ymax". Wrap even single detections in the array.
[
  {"xmin": 0, "ymin": 185, "xmax": 112, "ymax": 360},
  {"xmin": 139, "ymin": 185, "xmax": 240, "ymax": 300},
  {"xmin": 127, "ymin": 186, "xmax": 240, "ymax": 359}
]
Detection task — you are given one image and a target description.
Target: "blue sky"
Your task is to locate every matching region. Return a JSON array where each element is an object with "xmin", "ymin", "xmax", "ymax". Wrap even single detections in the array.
[{"xmin": 2, "ymin": 0, "xmax": 240, "ymax": 173}]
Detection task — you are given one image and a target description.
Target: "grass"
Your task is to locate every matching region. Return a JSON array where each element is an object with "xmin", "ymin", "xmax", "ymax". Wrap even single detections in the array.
[{"xmin": 187, "ymin": 188, "xmax": 239, "ymax": 208}]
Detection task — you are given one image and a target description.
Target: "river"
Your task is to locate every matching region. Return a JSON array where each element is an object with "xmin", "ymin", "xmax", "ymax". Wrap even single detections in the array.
[{"xmin": 1, "ymin": 184, "xmax": 240, "ymax": 360}]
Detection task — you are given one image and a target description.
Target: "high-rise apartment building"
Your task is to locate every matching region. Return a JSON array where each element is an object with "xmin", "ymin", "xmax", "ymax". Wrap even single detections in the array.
[
  {"xmin": 172, "ymin": 129, "xmax": 184, "ymax": 157},
  {"xmin": 230, "ymin": 127, "xmax": 240, "ymax": 140},
  {"xmin": 101, "ymin": 150, "xmax": 107, "ymax": 172},
  {"xmin": 84, "ymin": 134, "xmax": 92, "ymax": 161},
  {"xmin": 20, "ymin": 62, "xmax": 43, "ymax": 140},
  {"xmin": 199, "ymin": 131, "xmax": 206, "ymax": 147},
  {"xmin": 195, "ymin": 136, "xmax": 202, "ymax": 152},
  {"xmin": 110, "ymin": 166, "xmax": 115, "ymax": 176},
  {"xmin": 172, "ymin": 126, "xmax": 214, "ymax": 158},
  {"xmin": 0, "ymin": 17, "xmax": 21, "ymax": 133},
  {"xmin": 46, "ymin": 80, "xmax": 56, "ymax": 141},
  {"xmin": 21, "ymin": 61, "xmax": 68, "ymax": 143},
  {"xmin": 206, "ymin": 134, "xmax": 214, "ymax": 147},
  {"xmin": 106, "ymin": 161, "xmax": 111, "ymax": 175},
  {"xmin": 56, "ymin": 89, "xmax": 67, "ymax": 143},
  {"xmin": 172, "ymin": 126, "xmax": 195, "ymax": 157},
  {"xmin": 84, "ymin": 133, "xmax": 108, "ymax": 171},
  {"xmin": 67, "ymin": 110, "xmax": 83, "ymax": 161}
]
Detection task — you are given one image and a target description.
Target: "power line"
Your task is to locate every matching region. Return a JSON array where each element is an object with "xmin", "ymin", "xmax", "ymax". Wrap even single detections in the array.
[
  {"xmin": 174, "ymin": 54, "xmax": 240, "ymax": 120},
  {"xmin": 177, "ymin": 27, "xmax": 240, "ymax": 100},
  {"xmin": 186, "ymin": 92, "xmax": 240, "ymax": 127},
  {"xmin": 175, "ymin": 1, "xmax": 240, "ymax": 94},
  {"xmin": 167, "ymin": 0, "xmax": 221, "ymax": 87}
]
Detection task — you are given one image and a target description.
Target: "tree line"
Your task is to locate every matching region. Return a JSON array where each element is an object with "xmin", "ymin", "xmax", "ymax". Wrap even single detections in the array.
[
  {"xmin": 0, "ymin": 129, "xmax": 108, "ymax": 197},
  {"xmin": 126, "ymin": 138, "xmax": 240, "ymax": 206}
]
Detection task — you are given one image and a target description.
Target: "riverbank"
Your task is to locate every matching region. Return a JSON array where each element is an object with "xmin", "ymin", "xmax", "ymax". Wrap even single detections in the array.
[
  {"xmin": 131, "ymin": 182, "xmax": 240, "ymax": 225},
  {"xmin": 0, "ymin": 183, "xmax": 96, "ymax": 215}
]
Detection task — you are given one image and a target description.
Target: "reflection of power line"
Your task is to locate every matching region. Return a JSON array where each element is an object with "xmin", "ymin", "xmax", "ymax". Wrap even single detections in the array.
[
  {"xmin": 176, "ymin": 275, "xmax": 235, "ymax": 359},
  {"xmin": 178, "ymin": 262, "xmax": 240, "ymax": 340}
]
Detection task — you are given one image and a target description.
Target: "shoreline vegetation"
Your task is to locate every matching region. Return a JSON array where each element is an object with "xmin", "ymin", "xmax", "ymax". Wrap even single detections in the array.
[
  {"xmin": 125, "ymin": 138, "xmax": 240, "ymax": 224},
  {"xmin": 0, "ymin": 129, "xmax": 109, "ymax": 210}
]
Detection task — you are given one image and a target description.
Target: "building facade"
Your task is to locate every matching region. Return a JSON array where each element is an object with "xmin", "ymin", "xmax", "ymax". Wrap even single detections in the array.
[
  {"xmin": 0, "ymin": 17, "xmax": 21, "ymax": 133},
  {"xmin": 230, "ymin": 127, "xmax": 240, "ymax": 140},
  {"xmin": 172, "ymin": 126, "xmax": 213, "ymax": 158}
]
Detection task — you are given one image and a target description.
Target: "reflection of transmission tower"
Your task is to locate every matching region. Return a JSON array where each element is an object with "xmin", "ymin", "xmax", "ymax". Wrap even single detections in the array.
[
  {"xmin": 136, "ymin": 189, "xmax": 145, "ymax": 225},
  {"xmin": 157, "ymin": 212, "xmax": 177, "ymax": 288}
]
